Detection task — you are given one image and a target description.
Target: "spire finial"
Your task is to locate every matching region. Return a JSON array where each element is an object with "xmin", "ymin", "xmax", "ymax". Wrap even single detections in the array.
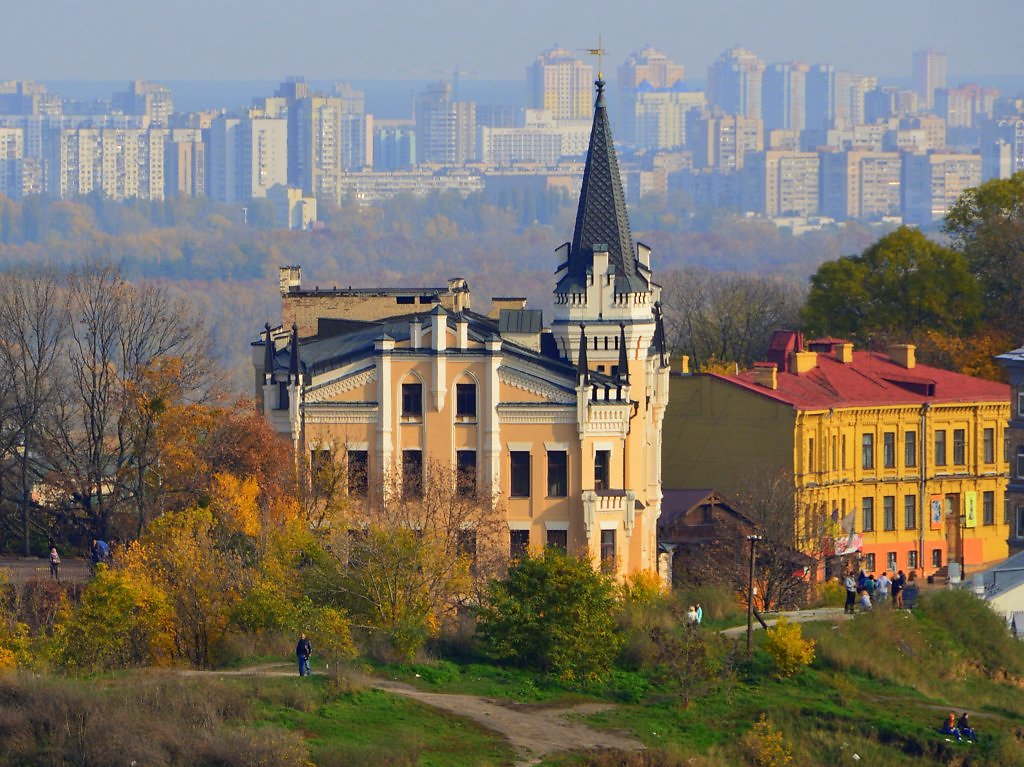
[
  {"xmin": 577, "ymin": 323, "xmax": 589, "ymax": 385},
  {"xmin": 618, "ymin": 322, "xmax": 630, "ymax": 384},
  {"xmin": 585, "ymin": 34, "xmax": 606, "ymax": 81}
]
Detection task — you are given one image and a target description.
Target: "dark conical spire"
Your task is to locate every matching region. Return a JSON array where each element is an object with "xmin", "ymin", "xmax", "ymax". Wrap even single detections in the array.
[
  {"xmin": 263, "ymin": 323, "xmax": 274, "ymax": 381},
  {"xmin": 577, "ymin": 324, "xmax": 589, "ymax": 385},
  {"xmin": 653, "ymin": 301, "xmax": 668, "ymax": 368},
  {"xmin": 618, "ymin": 323, "xmax": 630, "ymax": 384},
  {"xmin": 557, "ymin": 79, "xmax": 648, "ymax": 296},
  {"xmin": 288, "ymin": 322, "xmax": 301, "ymax": 383}
]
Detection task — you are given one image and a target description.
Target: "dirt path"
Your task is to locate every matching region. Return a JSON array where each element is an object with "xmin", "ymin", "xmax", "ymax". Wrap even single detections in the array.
[{"xmin": 182, "ymin": 663, "xmax": 644, "ymax": 766}]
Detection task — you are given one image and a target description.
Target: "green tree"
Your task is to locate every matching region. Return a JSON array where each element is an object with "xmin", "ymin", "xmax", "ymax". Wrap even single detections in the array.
[
  {"xmin": 475, "ymin": 548, "xmax": 622, "ymax": 684},
  {"xmin": 944, "ymin": 171, "xmax": 1024, "ymax": 336},
  {"xmin": 801, "ymin": 226, "xmax": 981, "ymax": 343}
]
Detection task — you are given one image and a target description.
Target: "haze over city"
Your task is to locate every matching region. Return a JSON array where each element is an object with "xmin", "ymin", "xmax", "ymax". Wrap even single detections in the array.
[{"xmin": 4, "ymin": 0, "xmax": 1024, "ymax": 82}]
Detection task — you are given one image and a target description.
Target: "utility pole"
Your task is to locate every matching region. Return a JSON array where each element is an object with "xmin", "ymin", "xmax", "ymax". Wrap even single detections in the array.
[{"xmin": 747, "ymin": 534, "xmax": 763, "ymax": 657}]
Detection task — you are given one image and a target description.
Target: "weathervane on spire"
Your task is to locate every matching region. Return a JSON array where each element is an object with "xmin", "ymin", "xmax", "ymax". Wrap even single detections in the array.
[{"xmin": 585, "ymin": 34, "xmax": 606, "ymax": 81}]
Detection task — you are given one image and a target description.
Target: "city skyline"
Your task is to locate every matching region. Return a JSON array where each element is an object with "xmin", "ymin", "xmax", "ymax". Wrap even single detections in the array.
[{"xmin": 4, "ymin": 0, "xmax": 1023, "ymax": 82}]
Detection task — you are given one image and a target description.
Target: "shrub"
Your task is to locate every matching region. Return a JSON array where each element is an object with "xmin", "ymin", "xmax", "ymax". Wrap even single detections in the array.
[
  {"xmin": 763, "ymin": 618, "xmax": 815, "ymax": 677},
  {"xmin": 741, "ymin": 714, "xmax": 792, "ymax": 767},
  {"xmin": 475, "ymin": 549, "xmax": 621, "ymax": 685},
  {"xmin": 814, "ymin": 578, "xmax": 846, "ymax": 608}
]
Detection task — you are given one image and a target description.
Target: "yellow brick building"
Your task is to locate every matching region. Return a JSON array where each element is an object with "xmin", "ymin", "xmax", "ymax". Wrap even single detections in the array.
[{"xmin": 664, "ymin": 333, "xmax": 1010, "ymax": 580}]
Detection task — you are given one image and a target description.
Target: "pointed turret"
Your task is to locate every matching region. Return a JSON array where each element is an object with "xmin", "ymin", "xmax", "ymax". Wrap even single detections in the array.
[
  {"xmin": 653, "ymin": 301, "xmax": 668, "ymax": 368},
  {"xmin": 577, "ymin": 324, "xmax": 589, "ymax": 385},
  {"xmin": 618, "ymin": 323, "xmax": 630, "ymax": 384},
  {"xmin": 288, "ymin": 322, "xmax": 301, "ymax": 384},
  {"xmin": 556, "ymin": 79, "xmax": 648, "ymax": 297}
]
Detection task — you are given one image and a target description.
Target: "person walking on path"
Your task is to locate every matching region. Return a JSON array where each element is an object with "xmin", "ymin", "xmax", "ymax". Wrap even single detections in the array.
[
  {"xmin": 49, "ymin": 546, "xmax": 60, "ymax": 581},
  {"xmin": 696, "ymin": 603, "xmax": 703, "ymax": 625},
  {"xmin": 844, "ymin": 573, "xmax": 857, "ymax": 614},
  {"xmin": 296, "ymin": 632, "xmax": 312, "ymax": 677}
]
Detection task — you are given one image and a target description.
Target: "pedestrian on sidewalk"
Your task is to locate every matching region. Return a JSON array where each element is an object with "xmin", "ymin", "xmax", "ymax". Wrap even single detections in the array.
[{"xmin": 49, "ymin": 546, "xmax": 61, "ymax": 581}]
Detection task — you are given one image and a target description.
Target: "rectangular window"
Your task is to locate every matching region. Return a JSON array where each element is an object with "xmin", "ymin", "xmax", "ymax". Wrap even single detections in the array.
[
  {"xmin": 457, "ymin": 450, "xmax": 477, "ymax": 497},
  {"xmin": 547, "ymin": 450, "xmax": 568, "ymax": 497},
  {"xmin": 455, "ymin": 383, "xmax": 476, "ymax": 419},
  {"xmin": 594, "ymin": 450, "xmax": 611, "ymax": 490},
  {"xmin": 808, "ymin": 438, "xmax": 815, "ymax": 472},
  {"xmin": 935, "ymin": 430, "xmax": 946, "ymax": 466},
  {"xmin": 864, "ymin": 553, "xmax": 876, "ymax": 572},
  {"xmin": 546, "ymin": 528, "xmax": 567, "ymax": 552},
  {"xmin": 509, "ymin": 529, "xmax": 529, "ymax": 559},
  {"xmin": 983, "ymin": 428, "xmax": 994, "ymax": 464},
  {"xmin": 347, "ymin": 450, "xmax": 368, "ymax": 496},
  {"xmin": 510, "ymin": 451, "xmax": 531, "ymax": 498},
  {"xmin": 842, "ymin": 435, "xmax": 847, "ymax": 469},
  {"xmin": 932, "ymin": 548, "xmax": 942, "ymax": 568},
  {"xmin": 883, "ymin": 496, "xmax": 895, "ymax": 531},
  {"xmin": 904, "ymin": 494, "xmax": 916, "ymax": 530},
  {"xmin": 886, "ymin": 552, "xmax": 897, "ymax": 571},
  {"xmin": 600, "ymin": 529, "xmax": 616, "ymax": 573},
  {"xmin": 402, "ymin": 450, "xmax": 422, "ymax": 497},
  {"xmin": 862, "ymin": 434, "xmax": 874, "ymax": 470},
  {"xmin": 908, "ymin": 550, "xmax": 918, "ymax": 569},
  {"xmin": 1018, "ymin": 384, "xmax": 1024, "ymax": 417},
  {"xmin": 862, "ymin": 497, "xmax": 875, "ymax": 532},
  {"xmin": 883, "ymin": 432, "xmax": 895, "ymax": 468},
  {"xmin": 1017, "ymin": 448, "xmax": 1024, "ymax": 479},
  {"xmin": 953, "ymin": 429, "xmax": 965, "ymax": 465},
  {"xmin": 401, "ymin": 382, "xmax": 423, "ymax": 418},
  {"xmin": 983, "ymin": 491, "xmax": 994, "ymax": 526},
  {"xmin": 831, "ymin": 436, "xmax": 837, "ymax": 471},
  {"xmin": 905, "ymin": 431, "xmax": 917, "ymax": 468},
  {"xmin": 277, "ymin": 382, "xmax": 289, "ymax": 410}
]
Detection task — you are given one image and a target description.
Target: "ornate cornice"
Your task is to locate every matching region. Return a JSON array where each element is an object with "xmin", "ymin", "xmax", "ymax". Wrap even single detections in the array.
[
  {"xmin": 497, "ymin": 405, "xmax": 576, "ymax": 424},
  {"xmin": 306, "ymin": 367, "xmax": 378, "ymax": 402},
  {"xmin": 498, "ymin": 366, "xmax": 575, "ymax": 404}
]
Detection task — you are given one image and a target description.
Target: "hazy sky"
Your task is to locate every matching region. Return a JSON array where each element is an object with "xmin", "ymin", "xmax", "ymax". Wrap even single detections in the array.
[{"xmin": 4, "ymin": 0, "xmax": 1023, "ymax": 82}]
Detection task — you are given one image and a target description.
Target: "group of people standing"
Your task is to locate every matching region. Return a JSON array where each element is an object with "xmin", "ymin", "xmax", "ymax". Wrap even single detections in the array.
[
  {"xmin": 686, "ymin": 603, "xmax": 704, "ymax": 625},
  {"xmin": 844, "ymin": 569, "xmax": 907, "ymax": 613}
]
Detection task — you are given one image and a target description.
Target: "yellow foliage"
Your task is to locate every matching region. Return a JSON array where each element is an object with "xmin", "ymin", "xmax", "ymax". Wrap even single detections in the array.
[
  {"xmin": 741, "ymin": 714, "xmax": 792, "ymax": 767},
  {"xmin": 764, "ymin": 618, "xmax": 815, "ymax": 677},
  {"xmin": 211, "ymin": 473, "xmax": 262, "ymax": 537},
  {"xmin": 621, "ymin": 570, "xmax": 667, "ymax": 605}
]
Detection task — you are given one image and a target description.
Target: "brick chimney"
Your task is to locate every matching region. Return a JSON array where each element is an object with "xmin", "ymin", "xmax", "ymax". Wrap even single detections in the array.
[
  {"xmin": 752, "ymin": 362, "xmax": 778, "ymax": 390},
  {"xmin": 888, "ymin": 344, "xmax": 916, "ymax": 369},
  {"xmin": 836, "ymin": 343, "xmax": 854, "ymax": 363},
  {"xmin": 790, "ymin": 350, "xmax": 818, "ymax": 375}
]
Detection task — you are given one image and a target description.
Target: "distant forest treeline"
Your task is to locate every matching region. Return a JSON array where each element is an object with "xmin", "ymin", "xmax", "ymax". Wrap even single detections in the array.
[{"xmin": 0, "ymin": 191, "xmax": 888, "ymax": 390}]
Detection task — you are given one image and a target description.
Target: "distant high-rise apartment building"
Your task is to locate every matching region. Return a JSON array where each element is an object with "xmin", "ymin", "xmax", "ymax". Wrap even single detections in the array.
[
  {"xmin": 617, "ymin": 46, "xmax": 691, "ymax": 147},
  {"xmin": 688, "ymin": 113, "xmax": 763, "ymax": 171},
  {"xmin": 935, "ymin": 84, "xmax": 1001, "ymax": 130},
  {"xmin": 819, "ymin": 150, "xmax": 901, "ymax": 221},
  {"xmin": 528, "ymin": 47, "xmax": 593, "ymax": 121},
  {"xmin": 762, "ymin": 62, "xmax": 809, "ymax": 133},
  {"xmin": 373, "ymin": 122, "xmax": 416, "ymax": 170},
  {"xmin": 0, "ymin": 80, "xmax": 62, "ymax": 116},
  {"xmin": 707, "ymin": 47, "xmax": 765, "ymax": 119},
  {"xmin": 0, "ymin": 127, "xmax": 41, "ymax": 198},
  {"xmin": 834, "ymin": 72, "xmax": 877, "ymax": 127},
  {"xmin": 805, "ymin": 64, "xmax": 836, "ymax": 131},
  {"xmin": 165, "ymin": 128, "xmax": 205, "ymax": 198},
  {"xmin": 744, "ymin": 150, "xmax": 820, "ymax": 217},
  {"xmin": 901, "ymin": 151, "xmax": 981, "ymax": 226},
  {"xmin": 334, "ymin": 83, "xmax": 372, "ymax": 171},
  {"xmin": 864, "ymin": 87, "xmax": 918, "ymax": 123},
  {"xmin": 913, "ymin": 50, "xmax": 947, "ymax": 111},
  {"xmin": 981, "ymin": 118, "xmax": 1024, "ymax": 180},
  {"xmin": 207, "ymin": 114, "xmax": 287, "ymax": 202},
  {"xmin": 414, "ymin": 82, "xmax": 476, "ymax": 165},
  {"xmin": 293, "ymin": 96, "xmax": 344, "ymax": 204},
  {"xmin": 45, "ymin": 126, "xmax": 165, "ymax": 200},
  {"xmin": 113, "ymin": 80, "xmax": 174, "ymax": 127}
]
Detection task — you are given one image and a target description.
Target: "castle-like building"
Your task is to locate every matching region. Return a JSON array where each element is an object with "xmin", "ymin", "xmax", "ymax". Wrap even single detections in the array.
[{"xmin": 254, "ymin": 79, "xmax": 670, "ymax": 575}]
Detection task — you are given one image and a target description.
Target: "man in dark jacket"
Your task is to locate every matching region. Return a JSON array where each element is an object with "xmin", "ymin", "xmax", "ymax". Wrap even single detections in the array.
[{"xmin": 296, "ymin": 632, "xmax": 312, "ymax": 676}]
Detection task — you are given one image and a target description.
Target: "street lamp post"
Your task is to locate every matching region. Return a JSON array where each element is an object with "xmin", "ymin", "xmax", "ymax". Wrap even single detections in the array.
[{"xmin": 746, "ymin": 534, "xmax": 763, "ymax": 657}]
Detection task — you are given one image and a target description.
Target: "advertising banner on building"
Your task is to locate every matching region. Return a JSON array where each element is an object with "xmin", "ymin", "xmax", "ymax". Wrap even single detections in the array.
[
  {"xmin": 964, "ymin": 491, "xmax": 977, "ymax": 528},
  {"xmin": 833, "ymin": 533, "xmax": 863, "ymax": 556},
  {"xmin": 930, "ymin": 495, "xmax": 944, "ymax": 530}
]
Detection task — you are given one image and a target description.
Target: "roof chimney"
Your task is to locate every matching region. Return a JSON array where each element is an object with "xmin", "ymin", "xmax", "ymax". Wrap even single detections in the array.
[
  {"xmin": 888, "ymin": 344, "xmax": 916, "ymax": 369},
  {"xmin": 279, "ymin": 265, "xmax": 301, "ymax": 294},
  {"xmin": 752, "ymin": 362, "xmax": 778, "ymax": 390},
  {"xmin": 678, "ymin": 354, "xmax": 690, "ymax": 375},
  {"xmin": 790, "ymin": 350, "xmax": 818, "ymax": 375},
  {"xmin": 488, "ymin": 297, "xmax": 527, "ymax": 319},
  {"xmin": 836, "ymin": 343, "xmax": 853, "ymax": 363}
]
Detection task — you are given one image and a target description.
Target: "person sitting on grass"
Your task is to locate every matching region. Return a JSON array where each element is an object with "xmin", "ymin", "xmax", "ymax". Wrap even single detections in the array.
[
  {"xmin": 957, "ymin": 712, "xmax": 976, "ymax": 742},
  {"xmin": 940, "ymin": 711, "xmax": 961, "ymax": 741}
]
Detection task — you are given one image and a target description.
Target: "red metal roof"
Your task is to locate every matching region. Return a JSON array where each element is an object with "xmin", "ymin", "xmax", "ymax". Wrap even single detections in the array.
[{"xmin": 708, "ymin": 350, "xmax": 1009, "ymax": 410}]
